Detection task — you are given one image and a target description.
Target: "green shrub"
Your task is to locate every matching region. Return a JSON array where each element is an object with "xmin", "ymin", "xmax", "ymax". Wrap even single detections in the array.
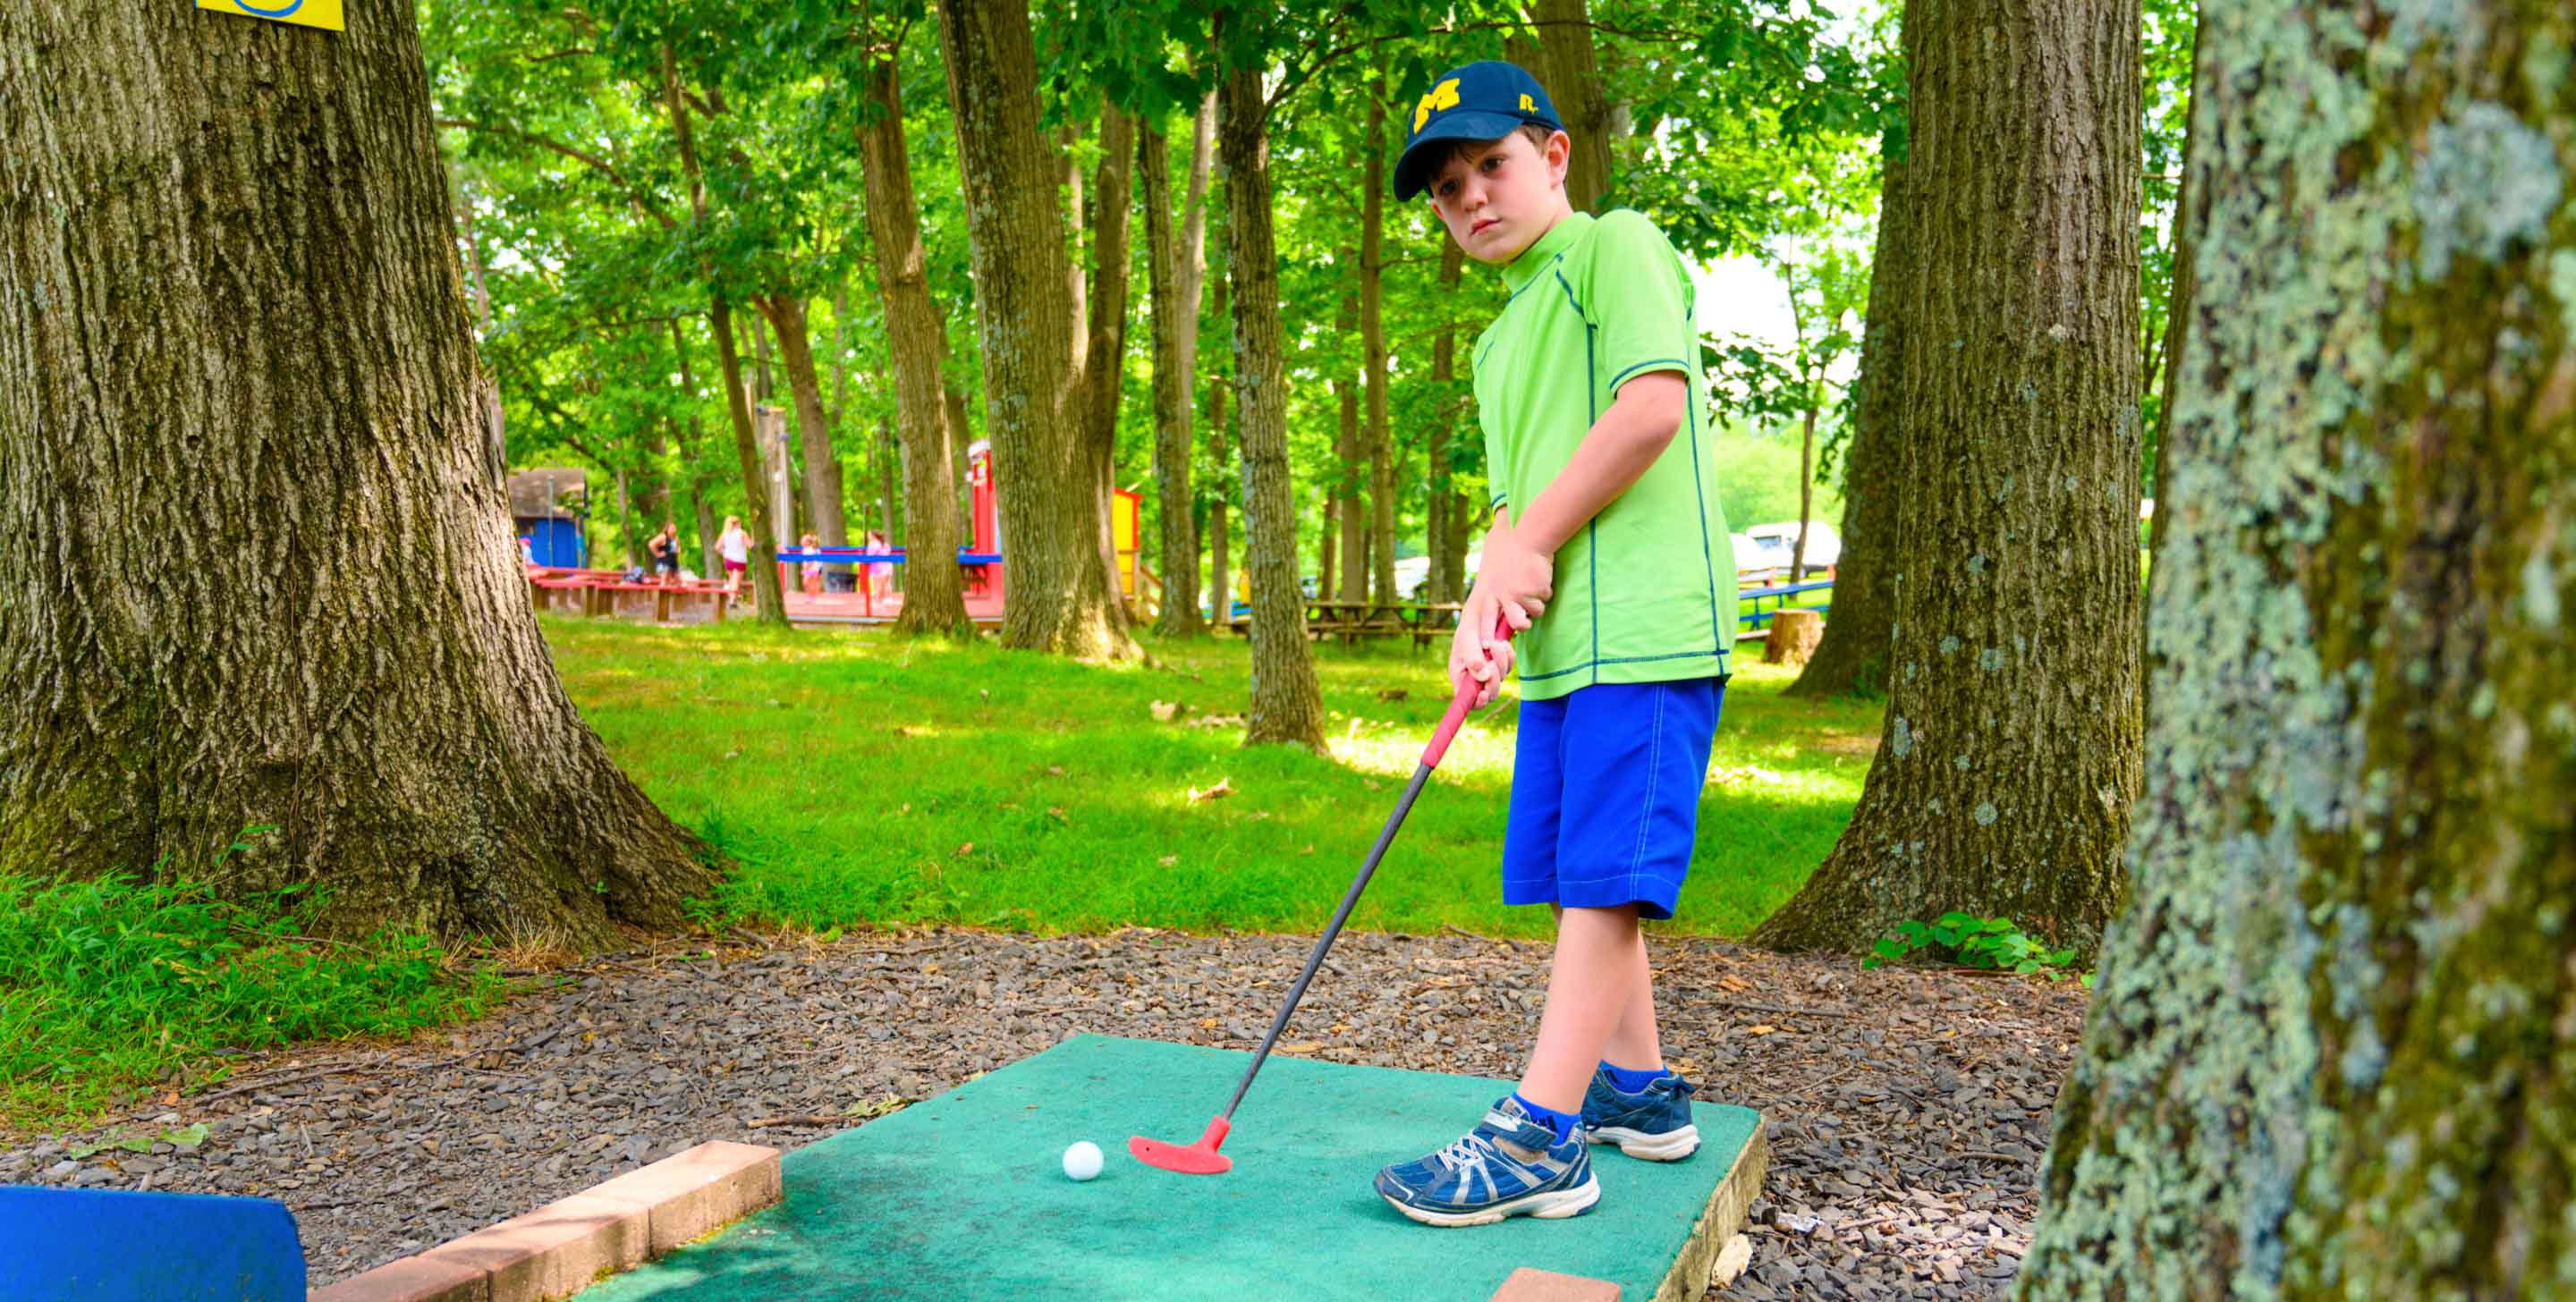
[
  {"xmin": 1863, "ymin": 912, "xmax": 2088, "ymax": 982},
  {"xmin": 0, "ymin": 829, "xmax": 500, "ymax": 1130}
]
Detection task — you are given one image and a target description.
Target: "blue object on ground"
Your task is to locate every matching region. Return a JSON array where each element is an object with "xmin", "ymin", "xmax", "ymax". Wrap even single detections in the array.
[{"xmin": 0, "ymin": 1186, "xmax": 306, "ymax": 1301}]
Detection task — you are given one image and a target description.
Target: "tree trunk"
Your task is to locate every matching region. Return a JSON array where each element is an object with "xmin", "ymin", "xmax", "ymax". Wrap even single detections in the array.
[
  {"xmin": 1335, "ymin": 282, "xmax": 1366, "ymax": 603},
  {"xmin": 1529, "ymin": 0, "xmax": 1614, "ymax": 211},
  {"xmin": 1792, "ymin": 390, "xmax": 1816, "ymax": 579},
  {"xmin": 1206, "ymin": 376, "xmax": 1233, "ymax": 629},
  {"xmin": 1754, "ymin": 0, "xmax": 2142, "ymax": 960},
  {"xmin": 1319, "ymin": 496, "xmax": 1339, "ymax": 604},
  {"xmin": 854, "ymin": 51, "xmax": 970, "ymax": 636},
  {"xmin": 660, "ymin": 43, "xmax": 784, "ymax": 625},
  {"xmin": 1219, "ymin": 59, "xmax": 1324, "ymax": 748},
  {"xmin": 0, "ymin": 0, "xmax": 716, "ymax": 943},
  {"xmin": 1080, "ymin": 106, "xmax": 1137, "ymax": 621},
  {"xmin": 2021, "ymin": 4, "xmax": 2575, "ymax": 1294},
  {"xmin": 935, "ymin": 0, "xmax": 1134, "ymax": 658},
  {"xmin": 1141, "ymin": 122, "xmax": 1202, "ymax": 636},
  {"xmin": 1361, "ymin": 80, "xmax": 1397, "ymax": 607},
  {"xmin": 1787, "ymin": 149, "xmax": 1911, "ymax": 698},
  {"xmin": 1429, "ymin": 239, "xmax": 1470, "ymax": 604},
  {"xmin": 759, "ymin": 295, "xmax": 851, "ymax": 568}
]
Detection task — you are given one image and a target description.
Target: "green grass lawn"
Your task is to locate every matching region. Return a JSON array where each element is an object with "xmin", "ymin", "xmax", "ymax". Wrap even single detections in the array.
[{"xmin": 552, "ymin": 616, "xmax": 1882, "ymax": 942}]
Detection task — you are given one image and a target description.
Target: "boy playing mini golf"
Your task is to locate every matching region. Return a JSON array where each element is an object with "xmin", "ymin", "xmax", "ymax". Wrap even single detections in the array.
[{"xmin": 1374, "ymin": 60, "xmax": 1735, "ymax": 1226}]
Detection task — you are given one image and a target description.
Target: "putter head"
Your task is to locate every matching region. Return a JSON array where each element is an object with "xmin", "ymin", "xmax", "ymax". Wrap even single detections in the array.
[{"xmin": 1128, "ymin": 1117, "xmax": 1232, "ymax": 1175}]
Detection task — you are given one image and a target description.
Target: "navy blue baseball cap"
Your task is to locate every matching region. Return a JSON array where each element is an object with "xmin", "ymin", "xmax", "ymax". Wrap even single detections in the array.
[{"xmin": 1393, "ymin": 60, "xmax": 1563, "ymax": 201}]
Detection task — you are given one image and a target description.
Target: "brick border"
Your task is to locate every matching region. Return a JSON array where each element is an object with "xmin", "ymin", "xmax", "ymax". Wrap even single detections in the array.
[{"xmin": 312, "ymin": 1140, "xmax": 781, "ymax": 1302}]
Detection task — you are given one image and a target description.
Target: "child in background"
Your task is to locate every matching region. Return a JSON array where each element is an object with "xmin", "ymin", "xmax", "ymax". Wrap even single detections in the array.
[{"xmin": 799, "ymin": 531, "xmax": 825, "ymax": 596}]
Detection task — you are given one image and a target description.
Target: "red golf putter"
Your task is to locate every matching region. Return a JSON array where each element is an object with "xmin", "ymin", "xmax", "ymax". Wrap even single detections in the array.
[{"xmin": 1131, "ymin": 613, "xmax": 1516, "ymax": 1175}]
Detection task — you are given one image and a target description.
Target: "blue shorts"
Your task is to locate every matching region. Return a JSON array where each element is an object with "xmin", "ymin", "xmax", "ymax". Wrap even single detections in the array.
[{"xmin": 1503, "ymin": 677, "xmax": 1725, "ymax": 921}]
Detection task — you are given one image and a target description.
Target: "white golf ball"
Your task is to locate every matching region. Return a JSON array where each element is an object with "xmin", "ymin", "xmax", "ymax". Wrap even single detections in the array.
[{"xmin": 1062, "ymin": 1140, "xmax": 1104, "ymax": 1181}]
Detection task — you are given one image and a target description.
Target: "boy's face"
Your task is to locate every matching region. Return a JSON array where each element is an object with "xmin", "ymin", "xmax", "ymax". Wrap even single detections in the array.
[{"xmin": 1425, "ymin": 130, "xmax": 1572, "ymax": 265}]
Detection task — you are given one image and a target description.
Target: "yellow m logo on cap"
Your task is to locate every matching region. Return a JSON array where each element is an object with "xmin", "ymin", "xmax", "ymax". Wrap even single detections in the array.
[{"xmin": 1413, "ymin": 78, "xmax": 1462, "ymax": 133}]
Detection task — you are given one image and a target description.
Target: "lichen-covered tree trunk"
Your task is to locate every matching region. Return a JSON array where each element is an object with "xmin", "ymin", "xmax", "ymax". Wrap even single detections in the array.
[
  {"xmin": 935, "ymin": 0, "xmax": 1134, "ymax": 659},
  {"xmin": 853, "ymin": 54, "xmax": 971, "ymax": 638},
  {"xmin": 1142, "ymin": 122, "xmax": 1202, "ymax": 637},
  {"xmin": 1206, "ymin": 376, "xmax": 1233, "ymax": 631},
  {"xmin": 1220, "ymin": 61, "xmax": 1325, "ymax": 748},
  {"xmin": 2020, "ymin": 4, "xmax": 2576, "ymax": 1296},
  {"xmin": 1754, "ymin": 0, "xmax": 2143, "ymax": 959},
  {"xmin": 0, "ymin": 0, "xmax": 716, "ymax": 943},
  {"xmin": 1788, "ymin": 148, "xmax": 1912, "ymax": 700}
]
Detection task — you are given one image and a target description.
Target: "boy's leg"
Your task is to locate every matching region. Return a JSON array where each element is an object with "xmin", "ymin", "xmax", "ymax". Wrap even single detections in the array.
[
  {"xmin": 1516, "ymin": 903, "xmax": 1644, "ymax": 1114},
  {"xmin": 1547, "ymin": 902, "xmax": 1665, "ymax": 1073}
]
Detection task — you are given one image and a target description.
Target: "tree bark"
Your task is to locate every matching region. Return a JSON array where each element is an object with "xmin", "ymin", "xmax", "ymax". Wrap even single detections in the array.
[
  {"xmin": 1142, "ymin": 122, "xmax": 1202, "ymax": 636},
  {"xmin": 1335, "ymin": 281, "xmax": 1366, "ymax": 603},
  {"xmin": 1428, "ymin": 238, "xmax": 1470, "ymax": 604},
  {"xmin": 1080, "ymin": 106, "xmax": 1137, "ymax": 620},
  {"xmin": 1219, "ymin": 58, "xmax": 1324, "ymax": 748},
  {"xmin": 662, "ymin": 43, "xmax": 784, "ymax": 625},
  {"xmin": 1787, "ymin": 148, "xmax": 1912, "ymax": 698},
  {"xmin": 1755, "ymin": 0, "xmax": 2142, "ymax": 959},
  {"xmin": 1361, "ymin": 79, "xmax": 1396, "ymax": 607},
  {"xmin": 1529, "ymin": 0, "xmax": 1614, "ymax": 211},
  {"xmin": 758, "ymin": 295, "xmax": 851, "ymax": 567},
  {"xmin": 0, "ymin": 0, "xmax": 716, "ymax": 943},
  {"xmin": 1205, "ymin": 270, "xmax": 1233, "ymax": 631},
  {"xmin": 935, "ymin": 0, "xmax": 1134, "ymax": 658},
  {"xmin": 2021, "ymin": 3, "xmax": 2576, "ymax": 1294},
  {"xmin": 854, "ymin": 50, "xmax": 970, "ymax": 636}
]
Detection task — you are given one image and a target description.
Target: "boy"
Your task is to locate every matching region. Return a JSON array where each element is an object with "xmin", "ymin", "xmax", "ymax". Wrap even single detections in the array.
[{"xmin": 1374, "ymin": 61, "xmax": 1736, "ymax": 1227}]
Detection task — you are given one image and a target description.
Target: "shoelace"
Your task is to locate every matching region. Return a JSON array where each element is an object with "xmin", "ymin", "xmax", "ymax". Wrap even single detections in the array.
[{"xmin": 1434, "ymin": 1132, "xmax": 1496, "ymax": 1171}]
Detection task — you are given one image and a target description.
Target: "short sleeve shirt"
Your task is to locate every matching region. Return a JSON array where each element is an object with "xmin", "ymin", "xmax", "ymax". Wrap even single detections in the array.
[{"xmin": 1473, "ymin": 208, "xmax": 1737, "ymax": 701}]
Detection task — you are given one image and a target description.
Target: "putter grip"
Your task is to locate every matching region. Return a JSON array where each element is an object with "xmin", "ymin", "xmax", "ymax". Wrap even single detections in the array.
[{"xmin": 1421, "ymin": 612, "xmax": 1516, "ymax": 770}]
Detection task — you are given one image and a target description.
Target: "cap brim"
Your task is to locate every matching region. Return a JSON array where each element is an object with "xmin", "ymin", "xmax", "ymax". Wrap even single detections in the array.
[{"xmin": 1394, "ymin": 110, "xmax": 1544, "ymax": 200}]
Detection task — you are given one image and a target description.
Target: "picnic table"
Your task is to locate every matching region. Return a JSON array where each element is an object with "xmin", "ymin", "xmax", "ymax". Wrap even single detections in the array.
[{"xmin": 1300, "ymin": 598, "xmax": 1463, "ymax": 649}]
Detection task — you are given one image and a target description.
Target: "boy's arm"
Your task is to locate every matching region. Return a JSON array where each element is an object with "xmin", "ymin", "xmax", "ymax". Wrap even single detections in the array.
[{"xmin": 1479, "ymin": 369, "xmax": 1689, "ymax": 587}]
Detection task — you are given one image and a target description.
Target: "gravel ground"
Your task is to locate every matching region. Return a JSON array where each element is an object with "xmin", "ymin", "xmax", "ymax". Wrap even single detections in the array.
[{"xmin": 7, "ymin": 926, "xmax": 2088, "ymax": 1300}]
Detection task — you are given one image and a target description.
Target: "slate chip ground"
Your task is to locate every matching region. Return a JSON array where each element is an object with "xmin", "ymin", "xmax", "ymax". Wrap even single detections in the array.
[{"xmin": 6, "ymin": 929, "xmax": 2086, "ymax": 1300}]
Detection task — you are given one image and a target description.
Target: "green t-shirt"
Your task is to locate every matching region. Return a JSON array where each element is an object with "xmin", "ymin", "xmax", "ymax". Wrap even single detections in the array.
[{"xmin": 1473, "ymin": 208, "xmax": 1737, "ymax": 701}]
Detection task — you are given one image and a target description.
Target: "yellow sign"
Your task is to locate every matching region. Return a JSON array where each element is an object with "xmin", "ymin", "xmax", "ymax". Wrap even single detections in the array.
[{"xmin": 199, "ymin": 0, "xmax": 343, "ymax": 31}]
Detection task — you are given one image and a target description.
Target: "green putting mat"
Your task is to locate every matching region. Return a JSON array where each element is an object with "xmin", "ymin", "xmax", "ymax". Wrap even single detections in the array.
[{"xmin": 576, "ymin": 1033, "xmax": 1764, "ymax": 1301}]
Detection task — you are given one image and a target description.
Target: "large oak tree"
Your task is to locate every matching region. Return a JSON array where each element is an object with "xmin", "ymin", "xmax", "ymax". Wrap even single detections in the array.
[
  {"xmin": 0, "ymin": 0, "xmax": 714, "ymax": 942},
  {"xmin": 1754, "ymin": 0, "xmax": 2144, "ymax": 959},
  {"xmin": 2021, "ymin": 1, "xmax": 2575, "ymax": 1293}
]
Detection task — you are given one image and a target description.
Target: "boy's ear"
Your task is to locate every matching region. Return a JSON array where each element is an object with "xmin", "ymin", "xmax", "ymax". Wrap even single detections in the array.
[{"xmin": 1546, "ymin": 130, "xmax": 1572, "ymax": 189}]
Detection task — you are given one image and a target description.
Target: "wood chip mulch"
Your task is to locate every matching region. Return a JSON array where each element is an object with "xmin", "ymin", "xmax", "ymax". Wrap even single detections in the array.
[{"xmin": 9, "ymin": 926, "xmax": 2087, "ymax": 1300}]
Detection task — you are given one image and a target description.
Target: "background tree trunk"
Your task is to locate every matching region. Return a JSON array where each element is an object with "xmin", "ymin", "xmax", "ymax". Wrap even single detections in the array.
[
  {"xmin": 662, "ymin": 43, "xmax": 785, "ymax": 624},
  {"xmin": 935, "ymin": 0, "xmax": 1134, "ymax": 658},
  {"xmin": 1529, "ymin": 0, "xmax": 1614, "ymax": 211},
  {"xmin": 1755, "ymin": 0, "xmax": 2143, "ymax": 959},
  {"xmin": 1143, "ymin": 122, "xmax": 1202, "ymax": 636},
  {"xmin": 1206, "ymin": 377, "xmax": 1232, "ymax": 630},
  {"xmin": 1335, "ymin": 282, "xmax": 1367, "ymax": 603},
  {"xmin": 1789, "ymin": 150, "xmax": 1911, "ymax": 699},
  {"xmin": 2021, "ymin": 4, "xmax": 2576, "ymax": 1294},
  {"xmin": 1429, "ymin": 239, "xmax": 1471, "ymax": 604},
  {"xmin": 855, "ymin": 51, "xmax": 970, "ymax": 636},
  {"xmin": 1220, "ymin": 60, "xmax": 1325, "ymax": 748},
  {"xmin": 1080, "ymin": 106, "xmax": 1137, "ymax": 621},
  {"xmin": 1361, "ymin": 81, "xmax": 1396, "ymax": 606},
  {"xmin": 759, "ymin": 295, "xmax": 851, "ymax": 569},
  {"xmin": 0, "ymin": 0, "xmax": 715, "ymax": 943}
]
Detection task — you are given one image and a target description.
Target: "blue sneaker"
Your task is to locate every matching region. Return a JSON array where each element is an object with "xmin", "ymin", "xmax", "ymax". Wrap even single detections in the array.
[
  {"xmin": 1374, "ymin": 1095, "xmax": 1601, "ymax": 1227},
  {"xmin": 1579, "ymin": 1068, "xmax": 1700, "ymax": 1160}
]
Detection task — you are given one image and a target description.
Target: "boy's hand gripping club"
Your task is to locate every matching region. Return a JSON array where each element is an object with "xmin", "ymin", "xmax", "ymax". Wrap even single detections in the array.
[{"xmin": 1129, "ymin": 613, "xmax": 1515, "ymax": 1175}]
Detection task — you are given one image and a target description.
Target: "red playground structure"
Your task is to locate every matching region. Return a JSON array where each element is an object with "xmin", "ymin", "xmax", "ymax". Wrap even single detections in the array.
[{"xmin": 772, "ymin": 439, "xmax": 1140, "ymax": 625}]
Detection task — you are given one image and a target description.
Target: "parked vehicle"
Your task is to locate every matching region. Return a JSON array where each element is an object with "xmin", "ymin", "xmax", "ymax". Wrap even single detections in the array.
[
  {"xmin": 1395, "ymin": 548, "xmax": 1481, "ymax": 600},
  {"xmin": 1744, "ymin": 520, "xmax": 1841, "ymax": 576}
]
